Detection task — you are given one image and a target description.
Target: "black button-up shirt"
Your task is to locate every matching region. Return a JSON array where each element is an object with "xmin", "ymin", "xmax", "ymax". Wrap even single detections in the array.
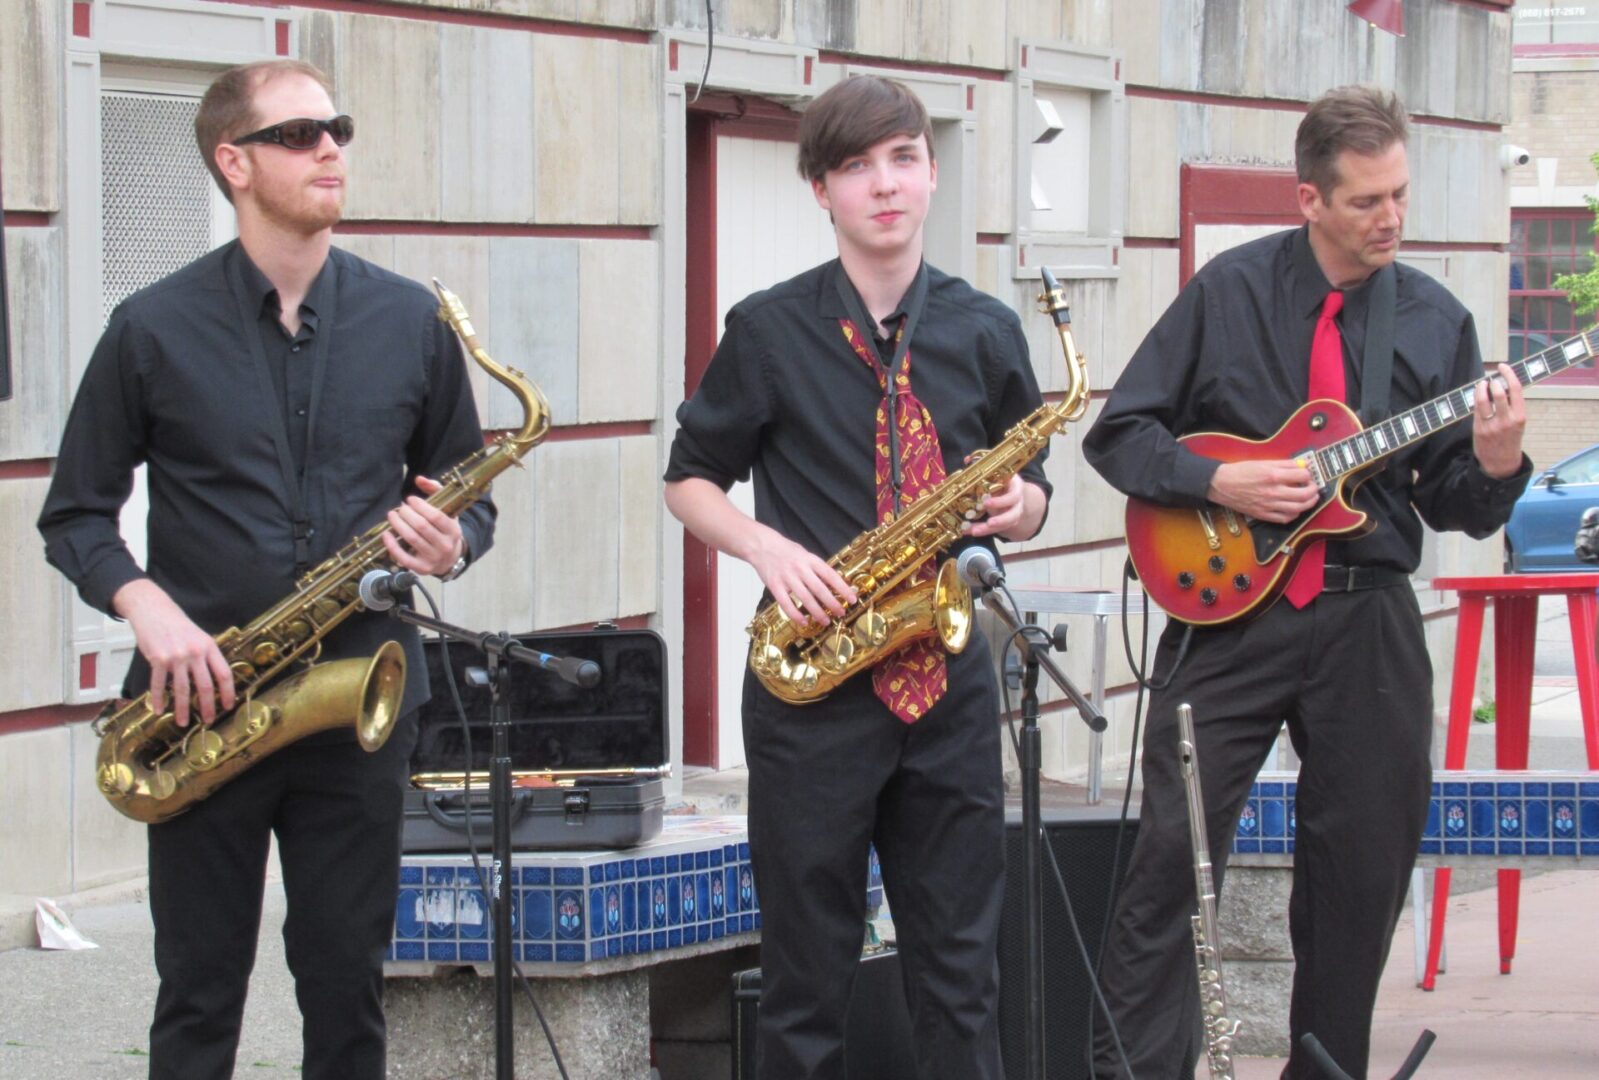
[
  {"xmin": 38, "ymin": 241, "xmax": 497, "ymax": 710},
  {"xmin": 1083, "ymin": 226, "xmax": 1530, "ymax": 572},
  {"xmin": 248, "ymin": 254, "xmax": 319, "ymax": 474},
  {"xmin": 665, "ymin": 259, "xmax": 1052, "ymax": 582}
]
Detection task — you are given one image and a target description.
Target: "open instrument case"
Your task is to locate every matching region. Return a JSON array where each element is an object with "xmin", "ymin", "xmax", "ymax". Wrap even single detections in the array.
[{"xmin": 402, "ymin": 625, "xmax": 670, "ymax": 853}]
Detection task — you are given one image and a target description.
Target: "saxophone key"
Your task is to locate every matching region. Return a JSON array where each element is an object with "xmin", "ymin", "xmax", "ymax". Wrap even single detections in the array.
[
  {"xmin": 311, "ymin": 598, "xmax": 343, "ymax": 624},
  {"xmin": 855, "ymin": 610, "xmax": 889, "ymax": 647},
  {"xmin": 819, "ymin": 626, "xmax": 854, "ymax": 672},
  {"xmin": 99, "ymin": 762, "xmax": 135, "ymax": 795},
  {"xmin": 147, "ymin": 768, "xmax": 177, "ymax": 801},
  {"xmin": 251, "ymin": 641, "xmax": 282, "ymax": 667},
  {"xmin": 182, "ymin": 729, "xmax": 226, "ymax": 771}
]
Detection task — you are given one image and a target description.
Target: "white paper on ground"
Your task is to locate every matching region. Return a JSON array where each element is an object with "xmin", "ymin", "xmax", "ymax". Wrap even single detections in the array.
[{"xmin": 35, "ymin": 897, "xmax": 98, "ymax": 950}]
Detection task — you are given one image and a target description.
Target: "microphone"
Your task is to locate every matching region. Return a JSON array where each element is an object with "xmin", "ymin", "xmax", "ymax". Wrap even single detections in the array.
[
  {"xmin": 956, "ymin": 546, "xmax": 1006, "ymax": 591},
  {"xmin": 359, "ymin": 568, "xmax": 419, "ymax": 611},
  {"xmin": 525, "ymin": 650, "xmax": 603, "ymax": 689}
]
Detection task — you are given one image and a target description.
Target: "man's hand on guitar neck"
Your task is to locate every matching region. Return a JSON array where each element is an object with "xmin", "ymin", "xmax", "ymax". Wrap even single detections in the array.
[
  {"xmin": 1471, "ymin": 362, "xmax": 1526, "ymax": 480},
  {"xmin": 1206, "ymin": 459, "xmax": 1322, "ymax": 524}
]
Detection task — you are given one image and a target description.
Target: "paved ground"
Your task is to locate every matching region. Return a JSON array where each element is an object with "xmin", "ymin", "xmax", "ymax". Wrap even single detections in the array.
[{"xmin": 2, "ymin": 595, "xmax": 1594, "ymax": 1078}]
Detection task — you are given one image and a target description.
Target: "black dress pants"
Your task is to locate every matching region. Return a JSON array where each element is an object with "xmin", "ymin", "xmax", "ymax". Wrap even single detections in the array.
[
  {"xmin": 146, "ymin": 710, "xmax": 417, "ymax": 1080},
  {"xmin": 1092, "ymin": 587, "xmax": 1433, "ymax": 1080},
  {"xmin": 742, "ymin": 642, "xmax": 1006, "ymax": 1080}
]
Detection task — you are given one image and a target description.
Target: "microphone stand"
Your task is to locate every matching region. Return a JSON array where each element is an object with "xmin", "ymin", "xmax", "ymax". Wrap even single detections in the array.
[
  {"xmin": 978, "ymin": 581, "xmax": 1106, "ymax": 1080},
  {"xmin": 382, "ymin": 603, "xmax": 596, "ymax": 1080}
]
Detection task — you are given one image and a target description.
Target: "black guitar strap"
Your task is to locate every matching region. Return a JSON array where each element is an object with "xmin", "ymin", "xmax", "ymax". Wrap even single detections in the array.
[{"xmin": 1359, "ymin": 263, "xmax": 1396, "ymax": 425}]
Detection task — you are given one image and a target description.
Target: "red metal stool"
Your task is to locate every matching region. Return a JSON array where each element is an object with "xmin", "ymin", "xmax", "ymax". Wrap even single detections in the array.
[{"xmin": 1421, "ymin": 573, "xmax": 1599, "ymax": 989}]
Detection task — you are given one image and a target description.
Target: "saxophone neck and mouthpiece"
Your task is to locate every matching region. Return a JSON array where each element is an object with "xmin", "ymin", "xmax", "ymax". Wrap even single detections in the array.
[{"xmin": 1036, "ymin": 265, "xmax": 1071, "ymax": 327}]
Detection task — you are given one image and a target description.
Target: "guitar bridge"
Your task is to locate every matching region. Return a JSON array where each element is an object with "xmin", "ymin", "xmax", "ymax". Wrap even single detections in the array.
[{"xmin": 1197, "ymin": 509, "xmax": 1221, "ymax": 551}]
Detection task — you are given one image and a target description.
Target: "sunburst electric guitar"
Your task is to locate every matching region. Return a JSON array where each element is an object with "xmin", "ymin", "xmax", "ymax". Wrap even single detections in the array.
[{"xmin": 1126, "ymin": 327, "xmax": 1598, "ymax": 626}]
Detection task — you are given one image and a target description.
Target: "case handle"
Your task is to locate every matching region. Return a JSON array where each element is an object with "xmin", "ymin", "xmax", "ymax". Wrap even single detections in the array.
[{"xmin": 423, "ymin": 789, "xmax": 534, "ymax": 831}]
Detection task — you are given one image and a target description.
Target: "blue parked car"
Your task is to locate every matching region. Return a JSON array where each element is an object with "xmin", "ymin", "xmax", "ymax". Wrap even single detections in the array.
[{"xmin": 1503, "ymin": 441, "xmax": 1599, "ymax": 572}]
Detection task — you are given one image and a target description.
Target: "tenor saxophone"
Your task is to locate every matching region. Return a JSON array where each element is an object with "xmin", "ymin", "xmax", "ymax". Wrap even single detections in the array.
[
  {"xmin": 746, "ymin": 268, "xmax": 1090, "ymax": 704},
  {"xmin": 93, "ymin": 281, "xmax": 551, "ymax": 823},
  {"xmin": 1179, "ymin": 702, "xmax": 1240, "ymax": 1079}
]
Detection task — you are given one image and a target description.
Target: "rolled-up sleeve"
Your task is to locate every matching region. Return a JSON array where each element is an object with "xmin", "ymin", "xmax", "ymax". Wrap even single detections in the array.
[{"xmin": 665, "ymin": 308, "xmax": 773, "ymax": 490}]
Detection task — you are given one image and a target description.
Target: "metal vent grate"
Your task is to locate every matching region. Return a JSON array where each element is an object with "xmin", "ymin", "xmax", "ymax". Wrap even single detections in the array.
[{"xmin": 101, "ymin": 91, "xmax": 214, "ymax": 321}]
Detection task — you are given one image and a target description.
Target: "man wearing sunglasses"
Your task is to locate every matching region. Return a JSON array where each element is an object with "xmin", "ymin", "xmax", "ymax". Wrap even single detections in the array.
[{"xmin": 38, "ymin": 60, "xmax": 495, "ymax": 1080}]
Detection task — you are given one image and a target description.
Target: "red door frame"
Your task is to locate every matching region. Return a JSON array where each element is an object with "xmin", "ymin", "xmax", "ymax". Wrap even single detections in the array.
[
  {"xmin": 1178, "ymin": 163, "xmax": 1300, "ymax": 285},
  {"xmin": 680, "ymin": 94, "xmax": 804, "ymax": 767}
]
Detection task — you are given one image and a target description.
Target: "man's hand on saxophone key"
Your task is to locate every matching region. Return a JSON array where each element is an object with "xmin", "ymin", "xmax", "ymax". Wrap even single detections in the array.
[
  {"xmin": 962, "ymin": 475, "xmax": 1049, "ymax": 543},
  {"xmin": 113, "ymin": 578, "xmax": 236, "ymax": 727},
  {"xmin": 745, "ymin": 525, "xmax": 855, "ymax": 629},
  {"xmin": 382, "ymin": 474, "xmax": 467, "ymax": 577}
]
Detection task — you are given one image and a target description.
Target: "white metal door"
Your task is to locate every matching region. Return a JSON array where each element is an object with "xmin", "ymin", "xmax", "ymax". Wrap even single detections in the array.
[{"xmin": 710, "ymin": 135, "xmax": 838, "ymax": 768}]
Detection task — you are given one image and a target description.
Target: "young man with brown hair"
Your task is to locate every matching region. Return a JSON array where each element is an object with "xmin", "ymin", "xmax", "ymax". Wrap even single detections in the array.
[
  {"xmin": 38, "ymin": 60, "xmax": 493, "ymax": 1079},
  {"xmin": 1083, "ymin": 85, "xmax": 1529, "ymax": 1078},
  {"xmin": 665, "ymin": 75, "xmax": 1051, "ymax": 1079}
]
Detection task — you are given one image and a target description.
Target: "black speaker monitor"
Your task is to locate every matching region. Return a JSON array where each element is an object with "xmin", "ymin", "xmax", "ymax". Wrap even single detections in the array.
[{"xmin": 999, "ymin": 804, "xmax": 1141, "ymax": 1080}]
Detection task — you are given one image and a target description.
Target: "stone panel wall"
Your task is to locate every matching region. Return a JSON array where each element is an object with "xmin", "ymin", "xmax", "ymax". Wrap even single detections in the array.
[
  {"xmin": 0, "ymin": 0, "xmax": 62, "ymax": 211},
  {"xmin": 0, "ymin": 226, "xmax": 65, "ymax": 461},
  {"xmin": 303, "ymin": 13, "xmax": 660, "ymax": 227}
]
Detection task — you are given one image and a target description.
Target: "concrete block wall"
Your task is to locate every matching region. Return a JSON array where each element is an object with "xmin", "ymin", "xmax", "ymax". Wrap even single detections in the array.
[
  {"xmin": 1509, "ymin": 67, "xmax": 1599, "ymax": 189},
  {"xmin": 1524, "ymin": 393, "xmax": 1599, "ymax": 468}
]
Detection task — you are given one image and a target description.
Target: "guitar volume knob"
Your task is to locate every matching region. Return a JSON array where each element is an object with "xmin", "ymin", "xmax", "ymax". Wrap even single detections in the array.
[
  {"xmin": 1199, "ymin": 588, "xmax": 1218, "ymax": 607},
  {"xmin": 1232, "ymin": 574, "xmax": 1251, "ymax": 592},
  {"xmin": 1207, "ymin": 555, "xmax": 1226, "ymax": 573},
  {"xmin": 1177, "ymin": 571, "xmax": 1195, "ymax": 591}
]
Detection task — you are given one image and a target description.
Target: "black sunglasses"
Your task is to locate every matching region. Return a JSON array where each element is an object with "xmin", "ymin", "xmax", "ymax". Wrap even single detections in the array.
[{"xmin": 232, "ymin": 115, "xmax": 354, "ymax": 151}]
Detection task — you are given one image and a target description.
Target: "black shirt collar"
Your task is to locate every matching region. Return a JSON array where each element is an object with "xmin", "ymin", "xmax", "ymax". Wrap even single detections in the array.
[
  {"xmin": 820, "ymin": 258, "xmax": 918, "ymax": 338},
  {"xmin": 1290, "ymin": 224, "xmax": 1380, "ymax": 328},
  {"xmin": 235, "ymin": 243, "xmax": 334, "ymax": 332}
]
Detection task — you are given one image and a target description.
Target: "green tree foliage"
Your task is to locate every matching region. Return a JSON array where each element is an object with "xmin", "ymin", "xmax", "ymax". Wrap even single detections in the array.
[{"xmin": 1552, "ymin": 151, "xmax": 1599, "ymax": 316}]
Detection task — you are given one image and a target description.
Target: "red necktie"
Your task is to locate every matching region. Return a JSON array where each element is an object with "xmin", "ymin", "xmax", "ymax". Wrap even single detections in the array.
[
  {"xmin": 840, "ymin": 318, "xmax": 947, "ymax": 722},
  {"xmin": 1283, "ymin": 290, "xmax": 1345, "ymax": 609}
]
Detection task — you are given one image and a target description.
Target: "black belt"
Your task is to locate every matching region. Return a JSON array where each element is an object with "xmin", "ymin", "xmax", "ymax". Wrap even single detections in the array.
[{"xmin": 1322, "ymin": 564, "xmax": 1409, "ymax": 592}]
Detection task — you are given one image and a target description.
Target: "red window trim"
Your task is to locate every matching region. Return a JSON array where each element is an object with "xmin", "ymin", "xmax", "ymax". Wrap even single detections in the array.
[{"xmin": 1509, "ymin": 208, "xmax": 1599, "ymax": 387}]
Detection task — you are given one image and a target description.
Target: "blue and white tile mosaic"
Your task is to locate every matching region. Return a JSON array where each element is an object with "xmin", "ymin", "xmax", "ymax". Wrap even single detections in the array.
[
  {"xmin": 387, "ymin": 816, "xmax": 888, "ymax": 971},
  {"xmin": 388, "ymin": 817, "xmax": 757, "ymax": 969},
  {"xmin": 1234, "ymin": 771, "xmax": 1599, "ymax": 860}
]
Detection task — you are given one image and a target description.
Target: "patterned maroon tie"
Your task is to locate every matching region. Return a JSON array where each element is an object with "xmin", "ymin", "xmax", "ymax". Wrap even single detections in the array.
[
  {"xmin": 1283, "ymin": 290, "xmax": 1345, "ymax": 609},
  {"xmin": 840, "ymin": 318, "xmax": 948, "ymax": 722}
]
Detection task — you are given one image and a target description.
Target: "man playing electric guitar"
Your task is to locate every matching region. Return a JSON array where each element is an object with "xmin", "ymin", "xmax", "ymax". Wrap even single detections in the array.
[{"xmin": 1082, "ymin": 86, "xmax": 1531, "ymax": 1079}]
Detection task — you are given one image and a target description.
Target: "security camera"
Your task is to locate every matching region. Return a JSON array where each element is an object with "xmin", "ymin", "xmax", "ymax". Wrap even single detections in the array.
[{"xmin": 1500, "ymin": 144, "xmax": 1531, "ymax": 170}]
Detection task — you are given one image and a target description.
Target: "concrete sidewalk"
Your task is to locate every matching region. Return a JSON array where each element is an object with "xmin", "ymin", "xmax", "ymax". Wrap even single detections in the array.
[{"xmin": 1, "ymin": 595, "xmax": 1594, "ymax": 1079}]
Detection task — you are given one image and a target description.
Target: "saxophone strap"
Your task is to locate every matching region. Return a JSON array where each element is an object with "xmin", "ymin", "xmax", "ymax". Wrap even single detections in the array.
[{"xmin": 833, "ymin": 262, "xmax": 929, "ymax": 516}]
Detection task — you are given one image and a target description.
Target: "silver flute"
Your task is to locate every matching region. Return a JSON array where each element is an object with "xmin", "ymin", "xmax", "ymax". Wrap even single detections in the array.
[{"xmin": 1179, "ymin": 702, "xmax": 1239, "ymax": 1079}]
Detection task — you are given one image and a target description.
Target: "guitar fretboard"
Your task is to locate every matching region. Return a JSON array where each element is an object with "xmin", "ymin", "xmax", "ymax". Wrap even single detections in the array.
[{"xmin": 1314, "ymin": 327, "xmax": 1599, "ymax": 480}]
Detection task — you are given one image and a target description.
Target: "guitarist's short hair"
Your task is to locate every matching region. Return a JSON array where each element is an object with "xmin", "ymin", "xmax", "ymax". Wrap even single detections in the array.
[{"xmin": 1296, "ymin": 85, "xmax": 1409, "ymax": 198}]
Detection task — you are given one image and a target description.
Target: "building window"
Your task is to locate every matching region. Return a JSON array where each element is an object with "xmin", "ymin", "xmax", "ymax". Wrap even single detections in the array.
[{"xmin": 1509, "ymin": 209, "xmax": 1598, "ymax": 385}]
